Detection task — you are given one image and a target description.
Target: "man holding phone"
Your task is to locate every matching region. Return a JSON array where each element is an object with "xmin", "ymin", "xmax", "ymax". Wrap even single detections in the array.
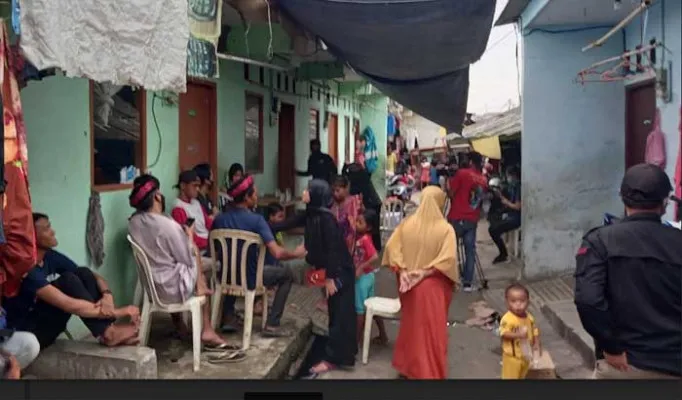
[{"xmin": 171, "ymin": 170, "xmax": 213, "ymax": 254}]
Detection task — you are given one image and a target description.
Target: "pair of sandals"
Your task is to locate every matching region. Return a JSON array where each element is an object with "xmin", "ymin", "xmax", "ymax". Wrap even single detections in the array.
[{"xmin": 203, "ymin": 342, "xmax": 247, "ymax": 364}]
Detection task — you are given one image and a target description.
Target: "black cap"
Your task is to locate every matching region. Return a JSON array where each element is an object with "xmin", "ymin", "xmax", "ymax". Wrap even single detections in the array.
[
  {"xmin": 620, "ymin": 163, "xmax": 672, "ymax": 208},
  {"xmin": 174, "ymin": 170, "xmax": 199, "ymax": 188}
]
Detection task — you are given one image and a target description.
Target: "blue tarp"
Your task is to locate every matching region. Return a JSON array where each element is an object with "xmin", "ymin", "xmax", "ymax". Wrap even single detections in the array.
[{"xmin": 278, "ymin": 0, "xmax": 497, "ymax": 132}]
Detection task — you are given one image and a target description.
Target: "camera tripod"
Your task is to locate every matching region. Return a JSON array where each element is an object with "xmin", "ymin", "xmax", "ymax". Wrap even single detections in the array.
[{"xmin": 456, "ymin": 237, "xmax": 489, "ymax": 290}]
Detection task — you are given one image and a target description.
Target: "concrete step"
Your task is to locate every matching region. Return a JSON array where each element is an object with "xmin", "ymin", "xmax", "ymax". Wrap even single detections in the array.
[
  {"xmin": 541, "ymin": 300, "xmax": 595, "ymax": 368},
  {"xmin": 26, "ymin": 340, "xmax": 157, "ymax": 379},
  {"xmin": 155, "ymin": 284, "xmax": 318, "ymax": 379}
]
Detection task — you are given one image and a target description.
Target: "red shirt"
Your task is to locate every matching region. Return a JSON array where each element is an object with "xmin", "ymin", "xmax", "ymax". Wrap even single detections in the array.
[
  {"xmin": 353, "ymin": 234, "xmax": 378, "ymax": 275},
  {"xmin": 447, "ymin": 168, "xmax": 488, "ymax": 222}
]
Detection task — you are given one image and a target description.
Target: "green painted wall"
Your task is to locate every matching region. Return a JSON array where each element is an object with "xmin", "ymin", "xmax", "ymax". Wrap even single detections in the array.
[{"xmin": 20, "ymin": 64, "xmax": 387, "ymax": 337}]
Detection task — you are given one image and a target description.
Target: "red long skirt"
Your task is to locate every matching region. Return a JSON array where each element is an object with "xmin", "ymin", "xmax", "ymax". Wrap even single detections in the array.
[{"xmin": 392, "ymin": 271, "xmax": 453, "ymax": 379}]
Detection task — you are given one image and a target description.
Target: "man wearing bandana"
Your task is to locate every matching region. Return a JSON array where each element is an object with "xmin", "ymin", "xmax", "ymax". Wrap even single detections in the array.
[
  {"xmin": 575, "ymin": 163, "xmax": 681, "ymax": 379},
  {"xmin": 128, "ymin": 175, "xmax": 244, "ymax": 355},
  {"xmin": 212, "ymin": 175, "xmax": 306, "ymax": 337}
]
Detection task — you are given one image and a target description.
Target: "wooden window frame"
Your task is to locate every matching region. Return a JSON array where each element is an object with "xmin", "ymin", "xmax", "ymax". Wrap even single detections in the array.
[
  {"xmin": 244, "ymin": 91, "xmax": 264, "ymax": 174},
  {"xmin": 90, "ymin": 81, "xmax": 147, "ymax": 192}
]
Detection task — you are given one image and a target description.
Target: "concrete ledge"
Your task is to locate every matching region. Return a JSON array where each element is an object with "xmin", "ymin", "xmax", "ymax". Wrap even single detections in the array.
[
  {"xmin": 541, "ymin": 300, "xmax": 595, "ymax": 367},
  {"xmin": 27, "ymin": 340, "xmax": 158, "ymax": 379}
]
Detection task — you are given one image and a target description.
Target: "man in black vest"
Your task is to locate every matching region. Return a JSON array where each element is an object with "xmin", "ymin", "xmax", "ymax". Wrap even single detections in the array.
[{"xmin": 575, "ymin": 163, "xmax": 681, "ymax": 379}]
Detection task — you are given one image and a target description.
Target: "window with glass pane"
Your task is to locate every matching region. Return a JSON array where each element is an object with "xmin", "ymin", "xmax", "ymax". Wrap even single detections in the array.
[
  {"xmin": 309, "ymin": 109, "xmax": 319, "ymax": 140},
  {"xmin": 244, "ymin": 93, "xmax": 263, "ymax": 173}
]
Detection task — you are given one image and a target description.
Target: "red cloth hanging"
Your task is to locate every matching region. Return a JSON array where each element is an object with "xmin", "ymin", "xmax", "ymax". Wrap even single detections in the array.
[{"xmin": 0, "ymin": 23, "xmax": 36, "ymax": 298}]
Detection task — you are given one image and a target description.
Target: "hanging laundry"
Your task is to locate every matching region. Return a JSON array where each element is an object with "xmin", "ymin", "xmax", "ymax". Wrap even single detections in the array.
[
  {"xmin": 0, "ymin": 22, "xmax": 37, "ymax": 298},
  {"xmin": 645, "ymin": 109, "xmax": 666, "ymax": 169},
  {"xmin": 19, "ymin": 0, "xmax": 190, "ymax": 92},
  {"xmin": 387, "ymin": 114, "xmax": 396, "ymax": 136},
  {"xmin": 187, "ymin": 0, "xmax": 223, "ymax": 79},
  {"xmin": 11, "ymin": 0, "xmax": 20, "ymax": 36},
  {"xmin": 363, "ymin": 126, "xmax": 379, "ymax": 175},
  {"xmin": 86, "ymin": 191, "xmax": 105, "ymax": 268}
]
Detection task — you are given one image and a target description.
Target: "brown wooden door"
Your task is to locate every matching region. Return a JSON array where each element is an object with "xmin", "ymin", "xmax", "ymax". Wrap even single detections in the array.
[
  {"xmin": 625, "ymin": 81, "xmax": 656, "ymax": 169},
  {"xmin": 179, "ymin": 81, "xmax": 217, "ymax": 171},
  {"xmin": 277, "ymin": 103, "xmax": 296, "ymax": 192},
  {"xmin": 328, "ymin": 114, "xmax": 339, "ymax": 164}
]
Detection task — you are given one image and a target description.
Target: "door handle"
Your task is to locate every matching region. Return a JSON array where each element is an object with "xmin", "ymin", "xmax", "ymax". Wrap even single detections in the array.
[{"xmin": 643, "ymin": 119, "xmax": 651, "ymax": 125}]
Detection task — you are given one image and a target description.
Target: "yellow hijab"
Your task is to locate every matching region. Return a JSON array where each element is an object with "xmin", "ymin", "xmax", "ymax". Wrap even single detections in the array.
[{"xmin": 381, "ymin": 186, "xmax": 459, "ymax": 283}]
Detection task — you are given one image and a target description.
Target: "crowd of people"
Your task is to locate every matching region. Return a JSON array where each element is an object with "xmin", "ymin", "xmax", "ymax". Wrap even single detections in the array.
[{"xmin": 1, "ymin": 134, "xmax": 679, "ymax": 382}]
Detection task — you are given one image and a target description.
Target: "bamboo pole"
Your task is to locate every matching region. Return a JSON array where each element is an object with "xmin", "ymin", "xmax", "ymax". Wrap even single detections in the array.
[{"xmin": 582, "ymin": 0, "xmax": 653, "ymax": 52}]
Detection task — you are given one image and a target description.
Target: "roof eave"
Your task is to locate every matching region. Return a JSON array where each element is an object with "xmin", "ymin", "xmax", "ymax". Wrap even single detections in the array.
[{"xmin": 494, "ymin": 0, "xmax": 531, "ymax": 26}]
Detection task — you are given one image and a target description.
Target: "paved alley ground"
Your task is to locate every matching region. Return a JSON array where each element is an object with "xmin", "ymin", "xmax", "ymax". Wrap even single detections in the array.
[{"xmin": 319, "ymin": 217, "xmax": 592, "ymax": 380}]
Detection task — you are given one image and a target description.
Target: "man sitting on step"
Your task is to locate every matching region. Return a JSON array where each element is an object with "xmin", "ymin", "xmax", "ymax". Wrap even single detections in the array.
[{"xmin": 1, "ymin": 214, "xmax": 140, "ymax": 349}]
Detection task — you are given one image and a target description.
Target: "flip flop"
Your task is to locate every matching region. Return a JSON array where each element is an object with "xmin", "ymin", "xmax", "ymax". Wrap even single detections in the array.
[
  {"xmin": 203, "ymin": 343, "xmax": 241, "ymax": 353},
  {"xmin": 206, "ymin": 350, "xmax": 247, "ymax": 364},
  {"xmin": 301, "ymin": 361, "xmax": 336, "ymax": 380},
  {"xmin": 261, "ymin": 327, "xmax": 291, "ymax": 338}
]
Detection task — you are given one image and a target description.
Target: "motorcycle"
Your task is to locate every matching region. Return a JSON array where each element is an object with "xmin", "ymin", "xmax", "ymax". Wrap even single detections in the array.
[{"xmin": 386, "ymin": 173, "xmax": 416, "ymax": 202}]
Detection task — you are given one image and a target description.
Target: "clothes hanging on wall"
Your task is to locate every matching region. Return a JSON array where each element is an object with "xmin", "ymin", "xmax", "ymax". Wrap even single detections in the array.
[
  {"xmin": 11, "ymin": 0, "xmax": 21, "ymax": 36},
  {"xmin": 187, "ymin": 0, "xmax": 223, "ymax": 79},
  {"xmin": 20, "ymin": 0, "xmax": 190, "ymax": 92},
  {"xmin": 86, "ymin": 191, "xmax": 105, "ymax": 268},
  {"xmin": 0, "ymin": 21, "xmax": 36, "ymax": 297},
  {"xmin": 644, "ymin": 108, "xmax": 666, "ymax": 169},
  {"xmin": 387, "ymin": 114, "xmax": 396, "ymax": 136},
  {"xmin": 363, "ymin": 126, "xmax": 379, "ymax": 175}
]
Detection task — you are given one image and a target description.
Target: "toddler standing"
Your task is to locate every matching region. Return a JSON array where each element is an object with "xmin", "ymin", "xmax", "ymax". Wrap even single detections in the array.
[{"xmin": 499, "ymin": 283, "xmax": 541, "ymax": 379}]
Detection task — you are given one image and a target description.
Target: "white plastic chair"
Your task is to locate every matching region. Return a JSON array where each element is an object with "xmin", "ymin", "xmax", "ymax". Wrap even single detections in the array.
[
  {"xmin": 361, "ymin": 297, "xmax": 401, "ymax": 364},
  {"xmin": 127, "ymin": 234, "xmax": 206, "ymax": 372},
  {"xmin": 208, "ymin": 229, "xmax": 268, "ymax": 351},
  {"xmin": 380, "ymin": 198, "xmax": 404, "ymax": 243}
]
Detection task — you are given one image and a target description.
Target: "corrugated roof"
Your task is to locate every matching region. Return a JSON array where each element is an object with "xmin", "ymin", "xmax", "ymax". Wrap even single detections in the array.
[
  {"xmin": 494, "ymin": 0, "xmax": 530, "ymax": 26},
  {"xmin": 461, "ymin": 106, "xmax": 520, "ymax": 139}
]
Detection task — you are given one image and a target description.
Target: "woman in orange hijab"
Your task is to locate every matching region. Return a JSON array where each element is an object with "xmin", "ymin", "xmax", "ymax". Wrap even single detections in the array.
[{"xmin": 382, "ymin": 186, "xmax": 459, "ymax": 379}]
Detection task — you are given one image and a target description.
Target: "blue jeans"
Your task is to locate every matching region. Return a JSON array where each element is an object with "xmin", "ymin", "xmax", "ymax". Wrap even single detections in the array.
[{"xmin": 450, "ymin": 219, "xmax": 477, "ymax": 286}]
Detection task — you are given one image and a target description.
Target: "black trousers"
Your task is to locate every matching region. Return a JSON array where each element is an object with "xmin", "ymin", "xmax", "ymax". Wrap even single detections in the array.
[
  {"xmin": 23, "ymin": 267, "xmax": 114, "ymax": 348},
  {"xmin": 488, "ymin": 216, "xmax": 521, "ymax": 257},
  {"xmin": 324, "ymin": 275, "xmax": 357, "ymax": 367}
]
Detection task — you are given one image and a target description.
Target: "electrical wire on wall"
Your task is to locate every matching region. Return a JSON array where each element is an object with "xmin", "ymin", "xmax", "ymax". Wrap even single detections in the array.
[{"xmin": 147, "ymin": 93, "xmax": 163, "ymax": 169}]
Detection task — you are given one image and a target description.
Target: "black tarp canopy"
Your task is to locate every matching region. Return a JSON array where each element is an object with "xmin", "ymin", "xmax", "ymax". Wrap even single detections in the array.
[{"xmin": 278, "ymin": 0, "xmax": 497, "ymax": 132}]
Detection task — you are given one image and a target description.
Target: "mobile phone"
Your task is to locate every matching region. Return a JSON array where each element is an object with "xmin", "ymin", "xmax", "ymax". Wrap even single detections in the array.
[{"xmin": 186, "ymin": 218, "xmax": 195, "ymax": 227}]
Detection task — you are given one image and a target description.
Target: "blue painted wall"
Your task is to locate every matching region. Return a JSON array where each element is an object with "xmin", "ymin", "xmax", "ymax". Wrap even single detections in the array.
[
  {"xmin": 624, "ymin": 0, "xmax": 680, "ymax": 221},
  {"xmin": 521, "ymin": 28, "xmax": 625, "ymax": 279}
]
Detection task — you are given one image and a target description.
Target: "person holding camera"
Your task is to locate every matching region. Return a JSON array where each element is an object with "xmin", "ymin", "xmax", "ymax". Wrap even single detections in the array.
[{"xmin": 488, "ymin": 166, "xmax": 522, "ymax": 264}]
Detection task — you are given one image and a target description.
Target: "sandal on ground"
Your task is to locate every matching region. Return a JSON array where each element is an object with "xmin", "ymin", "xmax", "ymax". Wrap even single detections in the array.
[
  {"xmin": 206, "ymin": 350, "xmax": 248, "ymax": 364},
  {"xmin": 261, "ymin": 327, "xmax": 291, "ymax": 338},
  {"xmin": 301, "ymin": 361, "xmax": 337, "ymax": 380},
  {"xmin": 203, "ymin": 343, "xmax": 241, "ymax": 353}
]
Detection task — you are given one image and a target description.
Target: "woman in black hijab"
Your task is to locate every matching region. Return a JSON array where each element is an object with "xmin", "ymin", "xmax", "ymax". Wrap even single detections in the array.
[
  {"xmin": 302, "ymin": 179, "xmax": 357, "ymax": 378},
  {"xmin": 343, "ymin": 162, "xmax": 383, "ymax": 251}
]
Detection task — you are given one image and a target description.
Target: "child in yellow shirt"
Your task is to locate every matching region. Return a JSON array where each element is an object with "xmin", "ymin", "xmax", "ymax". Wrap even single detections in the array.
[{"xmin": 499, "ymin": 283, "xmax": 541, "ymax": 379}]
